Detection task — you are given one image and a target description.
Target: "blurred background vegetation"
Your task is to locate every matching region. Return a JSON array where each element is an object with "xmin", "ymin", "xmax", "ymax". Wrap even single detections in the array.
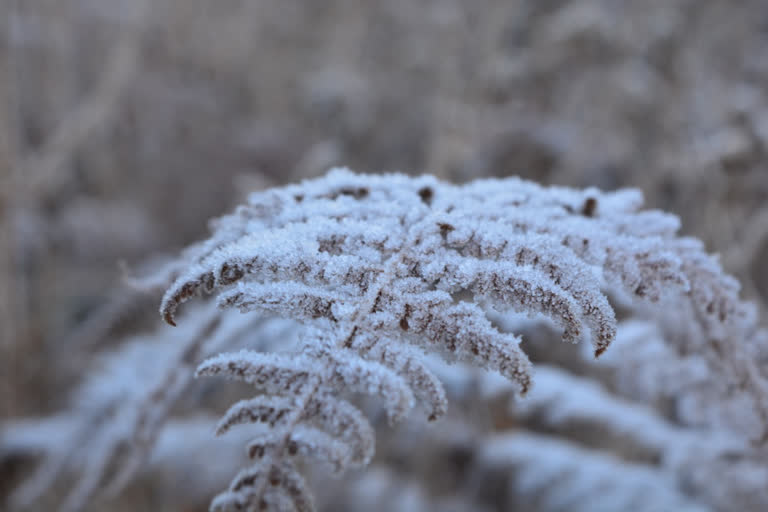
[{"xmin": 1, "ymin": 0, "xmax": 767, "ymax": 508}]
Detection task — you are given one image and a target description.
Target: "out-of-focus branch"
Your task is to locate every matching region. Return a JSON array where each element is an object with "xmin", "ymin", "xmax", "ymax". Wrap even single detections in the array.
[
  {"xmin": 0, "ymin": 0, "xmax": 149, "ymax": 420},
  {"xmin": 1, "ymin": 0, "xmax": 23, "ymax": 421},
  {"xmin": 0, "ymin": 0, "xmax": 149, "ymax": 205}
]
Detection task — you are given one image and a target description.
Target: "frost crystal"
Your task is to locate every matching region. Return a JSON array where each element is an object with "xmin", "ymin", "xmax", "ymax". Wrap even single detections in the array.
[{"xmin": 153, "ymin": 169, "xmax": 762, "ymax": 511}]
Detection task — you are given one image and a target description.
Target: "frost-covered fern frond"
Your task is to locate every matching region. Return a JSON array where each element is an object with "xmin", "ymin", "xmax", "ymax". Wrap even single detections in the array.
[
  {"xmin": 442, "ymin": 319, "xmax": 768, "ymax": 511},
  {"xmin": 2, "ymin": 415, "xmax": 256, "ymax": 510},
  {"xmin": 478, "ymin": 432, "xmax": 709, "ymax": 512},
  {"xmin": 156, "ymin": 168, "xmax": 764, "ymax": 511},
  {"xmin": 5, "ymin": 305, "xmax": 291, "ymax": 512},
  {"xmin": 503, "ymin": 366, "xmax": 743, "ymax": 466},
  {"xmin": 577, "ymin": 320, "xmax": 763, "ymax": 436}
]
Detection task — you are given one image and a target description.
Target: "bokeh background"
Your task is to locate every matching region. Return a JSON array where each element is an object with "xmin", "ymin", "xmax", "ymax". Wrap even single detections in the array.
[{"xmin": 2, "ymin": 0, "xmax": 767, "ymax": 510}]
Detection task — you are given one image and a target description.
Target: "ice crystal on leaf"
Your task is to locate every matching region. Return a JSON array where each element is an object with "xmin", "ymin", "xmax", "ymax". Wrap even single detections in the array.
[{"xmin": 154, "ymin": 168, "xmax": 764, "ymax": 511}]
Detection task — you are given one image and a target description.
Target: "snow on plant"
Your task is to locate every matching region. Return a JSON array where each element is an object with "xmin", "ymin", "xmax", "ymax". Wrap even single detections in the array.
[
  {"xmin": 6, "ymin": 168, "xmax": 766, "ymax": 512},
  {"xmin": 157, "ymin": 168, "xmax": 765, "ymax": 511}
]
